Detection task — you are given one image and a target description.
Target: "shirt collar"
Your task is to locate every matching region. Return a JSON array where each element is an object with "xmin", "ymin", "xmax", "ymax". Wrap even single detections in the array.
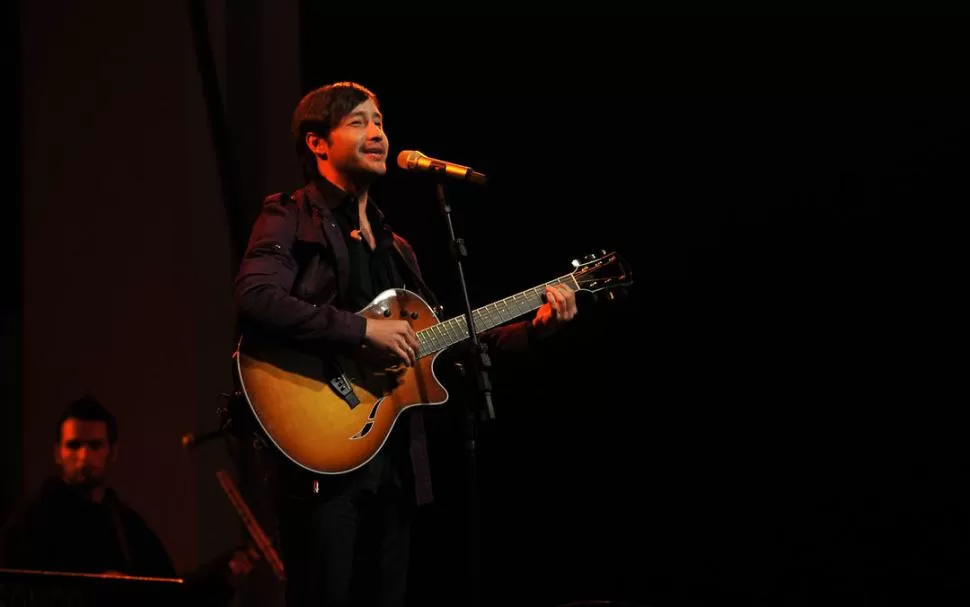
[{"xmin": 307, "ymin": 177, "xmax": 389, "ymax": 225}]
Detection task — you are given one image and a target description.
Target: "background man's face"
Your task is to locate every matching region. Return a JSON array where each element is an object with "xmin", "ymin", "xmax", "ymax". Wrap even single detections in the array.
[{"xmin": 56, "ymin": 418, "xmax": 113, "ymax": 489}]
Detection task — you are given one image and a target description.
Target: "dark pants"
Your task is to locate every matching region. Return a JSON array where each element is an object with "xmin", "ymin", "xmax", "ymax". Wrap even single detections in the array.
[{"xmin": 275, "ymin": 450, "xmax": 415, "ymax": 607}]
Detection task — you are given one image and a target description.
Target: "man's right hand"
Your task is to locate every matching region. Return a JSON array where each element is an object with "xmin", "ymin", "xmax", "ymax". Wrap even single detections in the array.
[{"xmin": 363, "ymin": 319, "xmax": 420, "ymax": 366}]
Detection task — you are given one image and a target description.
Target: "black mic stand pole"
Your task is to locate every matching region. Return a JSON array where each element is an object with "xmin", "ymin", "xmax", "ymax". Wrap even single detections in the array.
[{"xmin": 435, "ymin": 181, "xmax": 491, "ymax": 607}]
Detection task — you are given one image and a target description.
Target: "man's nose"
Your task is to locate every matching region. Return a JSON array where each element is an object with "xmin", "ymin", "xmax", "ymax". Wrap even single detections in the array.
[
  {"xmin": 77, "ymin": 446, "xmax": 90, "ymax": 461},
  {"xmin": 366, "ymin": 122, "xmax": 384, "ymax": 139}
]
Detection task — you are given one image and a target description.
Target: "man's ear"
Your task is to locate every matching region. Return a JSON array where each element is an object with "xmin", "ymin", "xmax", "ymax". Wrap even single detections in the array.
[
  {"xmin": 306, "ymin": 132, "xmax": 329, "ymax": 159},
  {"xmin": 54, "ymin": 443, "xmax": 62, "ymax": 466},
  {"xmin": 110, "ymin": 443, "xmax": 119, "ymax": 464}
]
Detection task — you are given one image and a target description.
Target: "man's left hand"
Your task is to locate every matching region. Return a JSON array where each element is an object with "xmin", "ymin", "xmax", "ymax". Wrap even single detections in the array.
[{"xmin": 531, "ymin": 284, "xmax": 578, "ymax": 339}]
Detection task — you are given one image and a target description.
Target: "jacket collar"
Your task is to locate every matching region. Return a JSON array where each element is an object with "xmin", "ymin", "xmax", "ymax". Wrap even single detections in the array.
[{"xmin": 305, "ymin": 177, "xmax": 389, "ymax": 226}]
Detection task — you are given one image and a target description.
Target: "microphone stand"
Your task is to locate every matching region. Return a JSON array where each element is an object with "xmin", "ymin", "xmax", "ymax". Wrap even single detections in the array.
[{"xmin": 435, "ymin": 181, "xmax": 491, "ymax": 607}]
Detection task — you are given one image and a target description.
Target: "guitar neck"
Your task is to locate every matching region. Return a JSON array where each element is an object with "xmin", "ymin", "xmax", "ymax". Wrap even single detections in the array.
[{"xmin": 416, "ymin": 273, "xmax": 580, "ymax": 356}]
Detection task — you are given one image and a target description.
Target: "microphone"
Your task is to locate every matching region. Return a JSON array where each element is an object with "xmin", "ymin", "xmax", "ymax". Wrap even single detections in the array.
[{"xmin": 396, "ymin": 150, "xmax": 487, "ymax": 186}]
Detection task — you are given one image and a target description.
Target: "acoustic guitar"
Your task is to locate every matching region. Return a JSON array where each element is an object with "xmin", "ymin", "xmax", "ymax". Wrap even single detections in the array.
[{"xmin": 233, "ymin": 250, "xmax": 632, "ymax": 475}]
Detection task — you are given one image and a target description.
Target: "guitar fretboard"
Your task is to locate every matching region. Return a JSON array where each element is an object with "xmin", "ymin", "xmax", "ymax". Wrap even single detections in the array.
[{"xmin": 416, "ymin": 274, "xmax": 580, "ymax": 358}]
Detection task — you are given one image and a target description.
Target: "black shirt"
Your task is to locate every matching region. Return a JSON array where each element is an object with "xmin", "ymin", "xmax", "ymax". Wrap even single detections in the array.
[
  {"xmin": 310, "ymin": 177, "xmax": 413, "ymax": 494},
  {"xmin": 314, "ymin": 177, "xmax": 405, "ymax": 310}
]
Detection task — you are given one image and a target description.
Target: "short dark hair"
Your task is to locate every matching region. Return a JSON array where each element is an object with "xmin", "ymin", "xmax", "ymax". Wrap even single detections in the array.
[
  {"xmin": 290, "ymin": 81, "xmax": 380, "ymax": 182},
  {"xmin": 56, "ymin": 394, "xmax": 118, "ymax": 445}
]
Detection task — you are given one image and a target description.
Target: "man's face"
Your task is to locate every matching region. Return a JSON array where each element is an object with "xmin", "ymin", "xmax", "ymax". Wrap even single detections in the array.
[
  {"xmin": 56, "ymin": 418, "xmax": 114, "ymax": 489},
  {"xmin": 314, "ymin": 98, "xmax": 388, "ymax": 181}
]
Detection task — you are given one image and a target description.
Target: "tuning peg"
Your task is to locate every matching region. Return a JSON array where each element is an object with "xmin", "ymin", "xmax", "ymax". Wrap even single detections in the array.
[
  {"xmin": 583, "ymin": 253, "xmax": 597, "ymax": 262},
  {"xmin": 571, "ymin": 258, "xmax": 580, "ymax": 268}
]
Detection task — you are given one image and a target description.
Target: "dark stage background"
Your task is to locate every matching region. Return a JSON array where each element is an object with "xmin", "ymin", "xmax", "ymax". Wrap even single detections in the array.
[{"xmin": 6, "ymin": 3, "xmax": 968, "ymax": 606}]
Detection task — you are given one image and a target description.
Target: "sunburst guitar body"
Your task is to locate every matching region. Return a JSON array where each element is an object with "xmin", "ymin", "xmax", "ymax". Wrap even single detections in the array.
[{"xmin": 234, "ymin": 251, "xmax": 632, "ymax": 475}]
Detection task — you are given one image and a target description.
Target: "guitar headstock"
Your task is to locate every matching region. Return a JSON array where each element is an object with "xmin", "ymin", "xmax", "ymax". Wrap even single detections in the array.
[{"xmin": 569, "ymin": 250, "xmax": 633, "ymax": 299}]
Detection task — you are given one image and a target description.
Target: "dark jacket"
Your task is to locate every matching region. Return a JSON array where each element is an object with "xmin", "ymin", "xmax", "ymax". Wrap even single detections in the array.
[
  {"xmin": 233, "ymin": 180, "xmax": 534, "ymax": 502},
  {"xmin": 0, "ymin": 476, "xmax": 240, "ymax": 605},
  {"xmin": 234, "ymin": 180, "xmax": 533, "ymax": 352},
  {"xmin": 0, "ymin": 476, "xmax": 176, "ymax": 576}
]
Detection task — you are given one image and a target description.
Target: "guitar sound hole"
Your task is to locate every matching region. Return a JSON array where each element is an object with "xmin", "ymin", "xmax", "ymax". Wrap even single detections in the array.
[
  {"xmin": 355, "ymin": 422, "xmax": 373, "ymax": 439},
  {"xmin": 350, "ymin": 400, "xmax": 384, "ymax": 440}
]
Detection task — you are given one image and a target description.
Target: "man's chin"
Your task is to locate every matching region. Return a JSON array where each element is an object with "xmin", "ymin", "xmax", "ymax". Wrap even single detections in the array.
[
  {"xmin": 357, "ymin": 160, "xmax": 387, "ymax": 175},
  {"xmin": 66, "ymin": 474, "xmax": 103, "ymax": 491}
]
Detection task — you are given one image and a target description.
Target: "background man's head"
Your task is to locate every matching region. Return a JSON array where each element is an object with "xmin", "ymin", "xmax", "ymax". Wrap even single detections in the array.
[{"xmin": 54, "ymin": 395, "xmax": 118, "ymax": 490}]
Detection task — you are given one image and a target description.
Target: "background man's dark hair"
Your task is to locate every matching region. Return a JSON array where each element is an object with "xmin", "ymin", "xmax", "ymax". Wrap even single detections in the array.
[
  {"xmin": 290, "ymin": 81, "xmax": 380, "ymax": 183},
  {"xmin": 55, "ymin": 394, "xmax": 119, "ymax": 445}
]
